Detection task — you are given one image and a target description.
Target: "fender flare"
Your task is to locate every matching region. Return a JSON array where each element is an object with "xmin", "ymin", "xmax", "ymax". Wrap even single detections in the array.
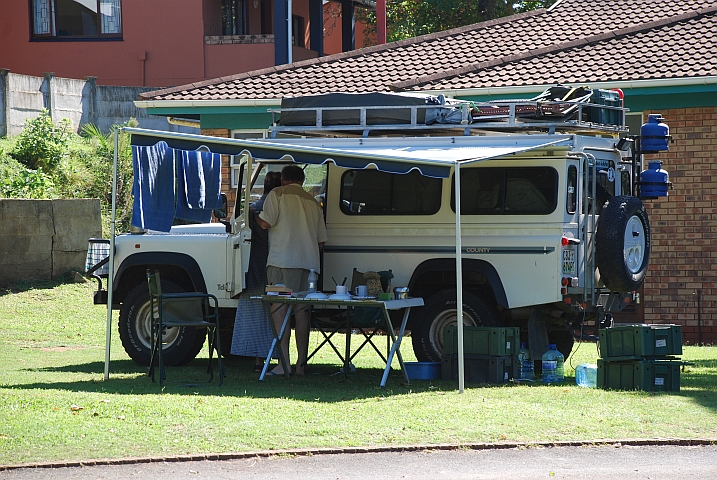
[
  {"xmin": 113, "ymin": 252, "xmax": 208, "ymax": 300},
  {"xmin": 408, "ymin": 258, "xmax": 509, "ymax": 308}
]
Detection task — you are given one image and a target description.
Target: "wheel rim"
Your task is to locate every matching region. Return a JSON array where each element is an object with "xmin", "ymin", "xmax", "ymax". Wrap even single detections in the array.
[
  {"xmin": 133, "ymin": 300, "xmax": 181, "ymax": 350},
  {"xmin": 428, "ymin": 308, "xmax": 477, "ymax": 356},
  {"xmin": 624, "ymin": 214, "xmax": 646, "ymax": 274}
]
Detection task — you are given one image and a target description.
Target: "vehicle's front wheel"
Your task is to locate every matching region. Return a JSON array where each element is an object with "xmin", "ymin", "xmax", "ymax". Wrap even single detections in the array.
[
  {"xmin": 119, "ymin": 281, "xmax": 207, "ymax": 366},
  {"xmin": 411, "ymin": 289, "xmax": 500, "ymax": 362}
]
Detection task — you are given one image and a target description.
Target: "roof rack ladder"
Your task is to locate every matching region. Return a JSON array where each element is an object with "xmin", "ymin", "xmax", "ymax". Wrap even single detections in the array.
[{"xmin": 582, "ymin": 153, "xmax": 598, "ymax": 307}]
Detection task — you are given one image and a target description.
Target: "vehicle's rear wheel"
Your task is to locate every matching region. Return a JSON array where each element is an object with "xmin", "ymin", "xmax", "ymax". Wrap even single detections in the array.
[
  {"xmin": 596, "ymin": 195, "xmax": 651, "ymax": 291},
  {"xmin": 411, "ymin": 289, "xmax": 500, "ymax": 362},
  {"xmin": 119, "ymin": 281, "xmax": 207, "ymax": 366}
]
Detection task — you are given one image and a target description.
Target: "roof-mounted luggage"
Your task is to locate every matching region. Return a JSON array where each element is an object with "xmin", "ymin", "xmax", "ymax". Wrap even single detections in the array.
[{"xmin": 269, "ymin": 86, "xmax": 628, "ymax": 137}]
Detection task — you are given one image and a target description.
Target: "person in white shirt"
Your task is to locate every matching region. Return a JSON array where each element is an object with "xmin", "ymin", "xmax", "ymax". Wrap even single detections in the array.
[{"xmin": 256, "ymin": 165, "xmax": 328, "ymax": 376}]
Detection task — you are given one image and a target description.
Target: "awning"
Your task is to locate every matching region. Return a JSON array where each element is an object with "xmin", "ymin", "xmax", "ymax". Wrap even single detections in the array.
[
  {"xmin": 127, "ymin": 127, "xmax": 574, "ymax": 178},
  {"xmin": 108, "ymin": 127, "xmax": 577, "ymax": 392}
]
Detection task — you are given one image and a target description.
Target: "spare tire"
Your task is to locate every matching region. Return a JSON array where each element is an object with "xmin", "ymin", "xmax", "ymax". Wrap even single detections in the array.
[{"xmin": 595, "ymin": 195, "xmax": 650, "ymax": 292}]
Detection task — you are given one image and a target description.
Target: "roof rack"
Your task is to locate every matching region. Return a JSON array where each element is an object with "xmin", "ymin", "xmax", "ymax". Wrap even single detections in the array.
[{"xmin": 268, "ymin": 100, "xmax": 628, "ymax": 138}]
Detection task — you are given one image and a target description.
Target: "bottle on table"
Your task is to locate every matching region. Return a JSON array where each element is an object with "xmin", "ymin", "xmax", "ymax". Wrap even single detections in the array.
[
  {"xmin": 308, "ymin": 268, "xmax": 318, "ymax": 293},
  {"xmin": 541, "ymin": 344, "xmax": 564, "ymax": 383},
  {"xmin": 517, "ymin": 341, "xmax": 534, "ymax": 381}
]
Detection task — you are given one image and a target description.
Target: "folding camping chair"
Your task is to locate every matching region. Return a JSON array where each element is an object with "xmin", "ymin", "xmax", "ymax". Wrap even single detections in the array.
[
  {"xmin": 146, "ymin": 269, "xmax": 224, "ymax": 387},
  {"xmin": 349, "ymin": 268, "xmax": 392, "ymax": 364}
]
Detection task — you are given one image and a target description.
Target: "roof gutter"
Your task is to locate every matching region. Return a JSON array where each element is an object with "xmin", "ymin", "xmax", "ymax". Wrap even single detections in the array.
[
  {"xmin": 134, "ymin": 98, "xmax": 282, "ymax": 109},
  {"xmin": 422, "ymin": 76, "xmax": 717, "ymax": 98}
]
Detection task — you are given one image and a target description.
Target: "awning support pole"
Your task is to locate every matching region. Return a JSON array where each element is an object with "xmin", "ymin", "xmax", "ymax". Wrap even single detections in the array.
[
  {"xmin": 455, "ymin": 160, "xmax": 464, "ymax": 393},
  {"xmin": 104, "ymin": 128, "xmax": 119, "ymax": 380}
]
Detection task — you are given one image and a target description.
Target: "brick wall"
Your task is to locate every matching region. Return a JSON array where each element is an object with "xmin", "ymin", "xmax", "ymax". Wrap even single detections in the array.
[
  {"xmin": 643, "ymin": 106, "xmax": 717, "ymax": 345},
  {"xmin": 201, "ymin": 128, "xmax": 235, "ymax": 219}
]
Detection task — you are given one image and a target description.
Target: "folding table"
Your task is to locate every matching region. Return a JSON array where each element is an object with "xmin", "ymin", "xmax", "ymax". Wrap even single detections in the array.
[{"xmin": 257, "ymin": 296, "xmax": 423, "ymax": 386}]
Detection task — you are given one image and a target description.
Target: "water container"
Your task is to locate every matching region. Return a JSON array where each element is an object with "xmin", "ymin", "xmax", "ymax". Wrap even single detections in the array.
[
  {"xmin": 308, "ymin": 268, "xmax": 318, "ymax": 293},
  {"xmin": 575, "ymin": 363, "xmax": 598, "ymax": 388},
  {"xmin": 517, "ymin": 342, "xmax": 534, "ymax": 381},
  {"xmin": 640, "ymin": 160, "xmax": 669, "ymax": 198},
  {"xmin": 541, "ymin": 344, "xmax": 564, "ymax": 383},
  {"xmin": 640, "ymin": 114, "xmax": 670, "ymax": 153}
]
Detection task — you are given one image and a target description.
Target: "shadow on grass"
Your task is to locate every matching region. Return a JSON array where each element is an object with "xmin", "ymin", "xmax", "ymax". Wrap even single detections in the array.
[
  {"xmin": 0, "ymin": 274, "xmax": 80, "ymax": 297},
  {"xmin": 15, "ymin": 356, "xmax": 468, "ymax": 401}
]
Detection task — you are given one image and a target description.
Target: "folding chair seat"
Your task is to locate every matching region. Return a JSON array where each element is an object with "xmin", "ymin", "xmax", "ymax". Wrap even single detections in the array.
[{"xmin": 146, "ymin": 269, "xmax": 225, "ymax": 387}]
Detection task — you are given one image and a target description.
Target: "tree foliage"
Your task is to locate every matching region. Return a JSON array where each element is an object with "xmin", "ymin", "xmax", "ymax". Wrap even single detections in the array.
[
  {"xmin": 11, "ymin": 110, "xmax": 71, "ymax": 172},
  {"xmin": 1, "ymin": 115, "xmax": 137, "ymax": 237},
  {"xmin": 359, "ymin": 0, "xmax": 557, "ymax": 43}
]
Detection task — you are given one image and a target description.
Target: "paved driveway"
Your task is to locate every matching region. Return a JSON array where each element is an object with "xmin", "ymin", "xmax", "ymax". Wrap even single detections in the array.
[{"xmin": 3, "ymin": 444, "xmax": 717, "ymax": 479}]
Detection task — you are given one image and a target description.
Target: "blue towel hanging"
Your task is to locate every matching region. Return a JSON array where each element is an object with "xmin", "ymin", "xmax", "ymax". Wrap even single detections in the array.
[
  {"xmin": 131, "ymin": 142, "xmax": 176, "ymax": 232},
  {"xmin": 175, "ymin": 150, "xmax": 222, "ymax": 223}
]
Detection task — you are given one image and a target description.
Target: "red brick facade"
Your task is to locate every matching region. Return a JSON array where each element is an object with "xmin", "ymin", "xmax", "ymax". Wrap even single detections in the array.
[
  {"xmin": 200, "ymin": 128, "xmax": 235, "ymax": 220},
  {"xmin": 643, "ymin": 106, "xmax": 717, "ymax": 345}
]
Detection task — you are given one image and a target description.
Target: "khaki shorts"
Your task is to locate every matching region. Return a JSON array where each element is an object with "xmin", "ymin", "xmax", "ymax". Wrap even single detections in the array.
[{"xmin": 266, "ymin": 266, "xmax": 310, "ymax": 294}]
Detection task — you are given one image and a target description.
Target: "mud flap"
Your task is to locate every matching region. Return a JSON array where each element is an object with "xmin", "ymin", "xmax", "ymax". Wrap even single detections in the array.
[{"xmin": 527, "ymin": 307, "xmax": 550, "ymax": 361}]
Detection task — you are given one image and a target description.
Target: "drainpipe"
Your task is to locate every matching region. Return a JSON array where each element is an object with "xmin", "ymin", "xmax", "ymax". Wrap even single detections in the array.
[
  {"xmin": 695, "ymin": 289, "xmax": 702, "ymax": 346},
  {"xmin": 287, "ymin": 0, "xmax": 293, "ymax": 64},
  {"xmin": 376, "ymin": 0, "xmax": 386, "ymax": 44},
  {"xmin": 138, "ymin": 50, "xmax": 147, "ymax": 87}
]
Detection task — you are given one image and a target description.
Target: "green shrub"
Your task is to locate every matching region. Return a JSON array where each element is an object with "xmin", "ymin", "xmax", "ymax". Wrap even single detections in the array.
[
  {"xmin": 11, "ymin": 110, "xmax": 71, "ymax": 172},
  {"xmin": 0, "ymin": 167, "xmax": 55, "ymax": 199}
]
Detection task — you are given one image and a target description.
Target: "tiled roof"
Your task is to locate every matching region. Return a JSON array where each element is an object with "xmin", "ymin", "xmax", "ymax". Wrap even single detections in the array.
[
  {"xmin": 397, "ymin": 6, "xmax": 717, "ymax": 91},
  {"xmin": 141, "ymin": 0, "xmax": 717, "ymax": 101}
]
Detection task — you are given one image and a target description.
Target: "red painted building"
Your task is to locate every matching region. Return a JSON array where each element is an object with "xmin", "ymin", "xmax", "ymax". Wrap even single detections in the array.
[{"xmin": 0, "ymin": 0, "xmax": 375, "ymax": 87}]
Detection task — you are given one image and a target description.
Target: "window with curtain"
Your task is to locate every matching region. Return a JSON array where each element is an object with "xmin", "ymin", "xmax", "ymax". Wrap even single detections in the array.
[{"xmin": 31, "ymin": 0, "xmax": 122, "ymax": 39}]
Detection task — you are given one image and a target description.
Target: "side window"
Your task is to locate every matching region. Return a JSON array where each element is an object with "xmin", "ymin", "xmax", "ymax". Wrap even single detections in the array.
[
  {"xmin": 621, "ymin": 170, "xmax": 632, "ymax": 197},
  {"xmin": 587, "ymin": 159, "xmax": 616, "ymax": 214},
  {"xmin": 340, "ymin": 169, "xmax": 442, "ymax": 215},
  {"xmin": 451, "ymin": 167, "xmax": 558, "ymax": 215},
  {"xmin": 567, "ymin": 165, "xmax": 577, "ymax": 214}
]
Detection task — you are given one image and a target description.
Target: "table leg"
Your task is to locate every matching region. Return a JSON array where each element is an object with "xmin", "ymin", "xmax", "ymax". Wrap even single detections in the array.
[
  {"xmin": 260, "ymin": 303, "xmax": 293, "ymax": 380},
  {"xmin": 344, "ymin": 306, "xmax": 352, "ymax": 380},
  {"xmin": 380, "ymin": 307, "xmax": 412, "ymax": 387}
]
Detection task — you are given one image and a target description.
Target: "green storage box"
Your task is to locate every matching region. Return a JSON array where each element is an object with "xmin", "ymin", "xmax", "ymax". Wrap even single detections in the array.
[
  {"xmin": 597, "ymin": 359, "xmax": 681, "ymax": 392},
  {"xmin": 598, "ymin": 324, "xmax": 682, "ymax": 359},
  {"xmin": 440, "ymin": 354, "xmax": 517, "ymax": 384},
  {"xmin": 443, "ymin": 326, "xmax": 520, "ymax": 356}
]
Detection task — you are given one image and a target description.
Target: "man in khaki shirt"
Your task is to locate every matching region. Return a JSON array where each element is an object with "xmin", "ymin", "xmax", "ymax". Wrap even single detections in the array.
[{"xmin": 256, "ymin": 165, "xmax": 328, "ymax": 376}]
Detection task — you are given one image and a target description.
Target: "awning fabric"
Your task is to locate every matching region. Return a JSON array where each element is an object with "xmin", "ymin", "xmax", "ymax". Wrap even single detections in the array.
[{"xmin": 127, "ymin": 128, "xmax": 574, "ymax": 178}]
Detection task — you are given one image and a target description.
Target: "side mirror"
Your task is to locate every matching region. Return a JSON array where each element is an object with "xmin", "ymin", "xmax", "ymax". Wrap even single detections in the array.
[{"xmin": 213, "ymin": 193, "xmax": 228, "ymax": 220}]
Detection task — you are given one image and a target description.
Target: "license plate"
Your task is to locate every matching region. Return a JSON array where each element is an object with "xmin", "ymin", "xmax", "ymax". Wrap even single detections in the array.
[{"xmin": 562, "ymin": 249, "xmax": 576, "ymax": 275}]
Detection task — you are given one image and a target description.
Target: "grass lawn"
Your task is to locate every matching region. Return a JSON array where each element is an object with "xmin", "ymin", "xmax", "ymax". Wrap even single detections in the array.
[{"xmin": 1, "ymin": 279, "xmax": 716, "ymax": 466}]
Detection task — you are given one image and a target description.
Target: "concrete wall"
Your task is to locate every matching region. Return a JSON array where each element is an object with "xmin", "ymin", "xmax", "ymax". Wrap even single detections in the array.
[
  {"xmin": 0, "ymin": 199, "xmax": 101, "ymax": 285},
  {"xmin": 0, "ymin": 70, "xmax": 198, "ymax": 136}
]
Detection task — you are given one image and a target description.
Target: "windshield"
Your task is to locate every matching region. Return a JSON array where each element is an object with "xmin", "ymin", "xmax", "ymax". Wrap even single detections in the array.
[{"xmin": 235, "ymin": 161, "xmax": 328, "ymax": 218}]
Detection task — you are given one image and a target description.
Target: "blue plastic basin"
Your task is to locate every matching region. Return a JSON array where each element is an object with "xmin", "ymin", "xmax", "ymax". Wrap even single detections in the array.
[{"xmin": 404, "ymin": 361, "xmax": 441, "ymax": 380}]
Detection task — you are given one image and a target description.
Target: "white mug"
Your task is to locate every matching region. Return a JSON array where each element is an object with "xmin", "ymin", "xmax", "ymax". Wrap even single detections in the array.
[
  {"xmin": 335, "ymin": 285, "xmax": 348, "ymax": 295},
  {"xmin": 355, "ymin": 285, "xmax": 368, "ymax": 297}
]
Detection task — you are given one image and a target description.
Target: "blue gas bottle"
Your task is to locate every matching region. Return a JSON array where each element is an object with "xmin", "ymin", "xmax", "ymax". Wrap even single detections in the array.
[
  {"xmin": 640, "ymin": 114, "xmax": 670, "ymax": 153},
  {"xmin": 517, "ymin": 342, "xmax": 534, "ymax": 381},
  {"xmin": 541, "ymin": 344, "xmax": 564, "ymax": 383},
  {"xmin": 640, "ymin": 160, "xmax": 670, "ymax": 198}
]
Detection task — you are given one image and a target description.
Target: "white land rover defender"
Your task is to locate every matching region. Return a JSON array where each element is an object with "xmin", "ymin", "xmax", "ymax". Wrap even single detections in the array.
[{"xmin": 90, "ymin": 88, "xmax": 671, "ymax": 367}]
